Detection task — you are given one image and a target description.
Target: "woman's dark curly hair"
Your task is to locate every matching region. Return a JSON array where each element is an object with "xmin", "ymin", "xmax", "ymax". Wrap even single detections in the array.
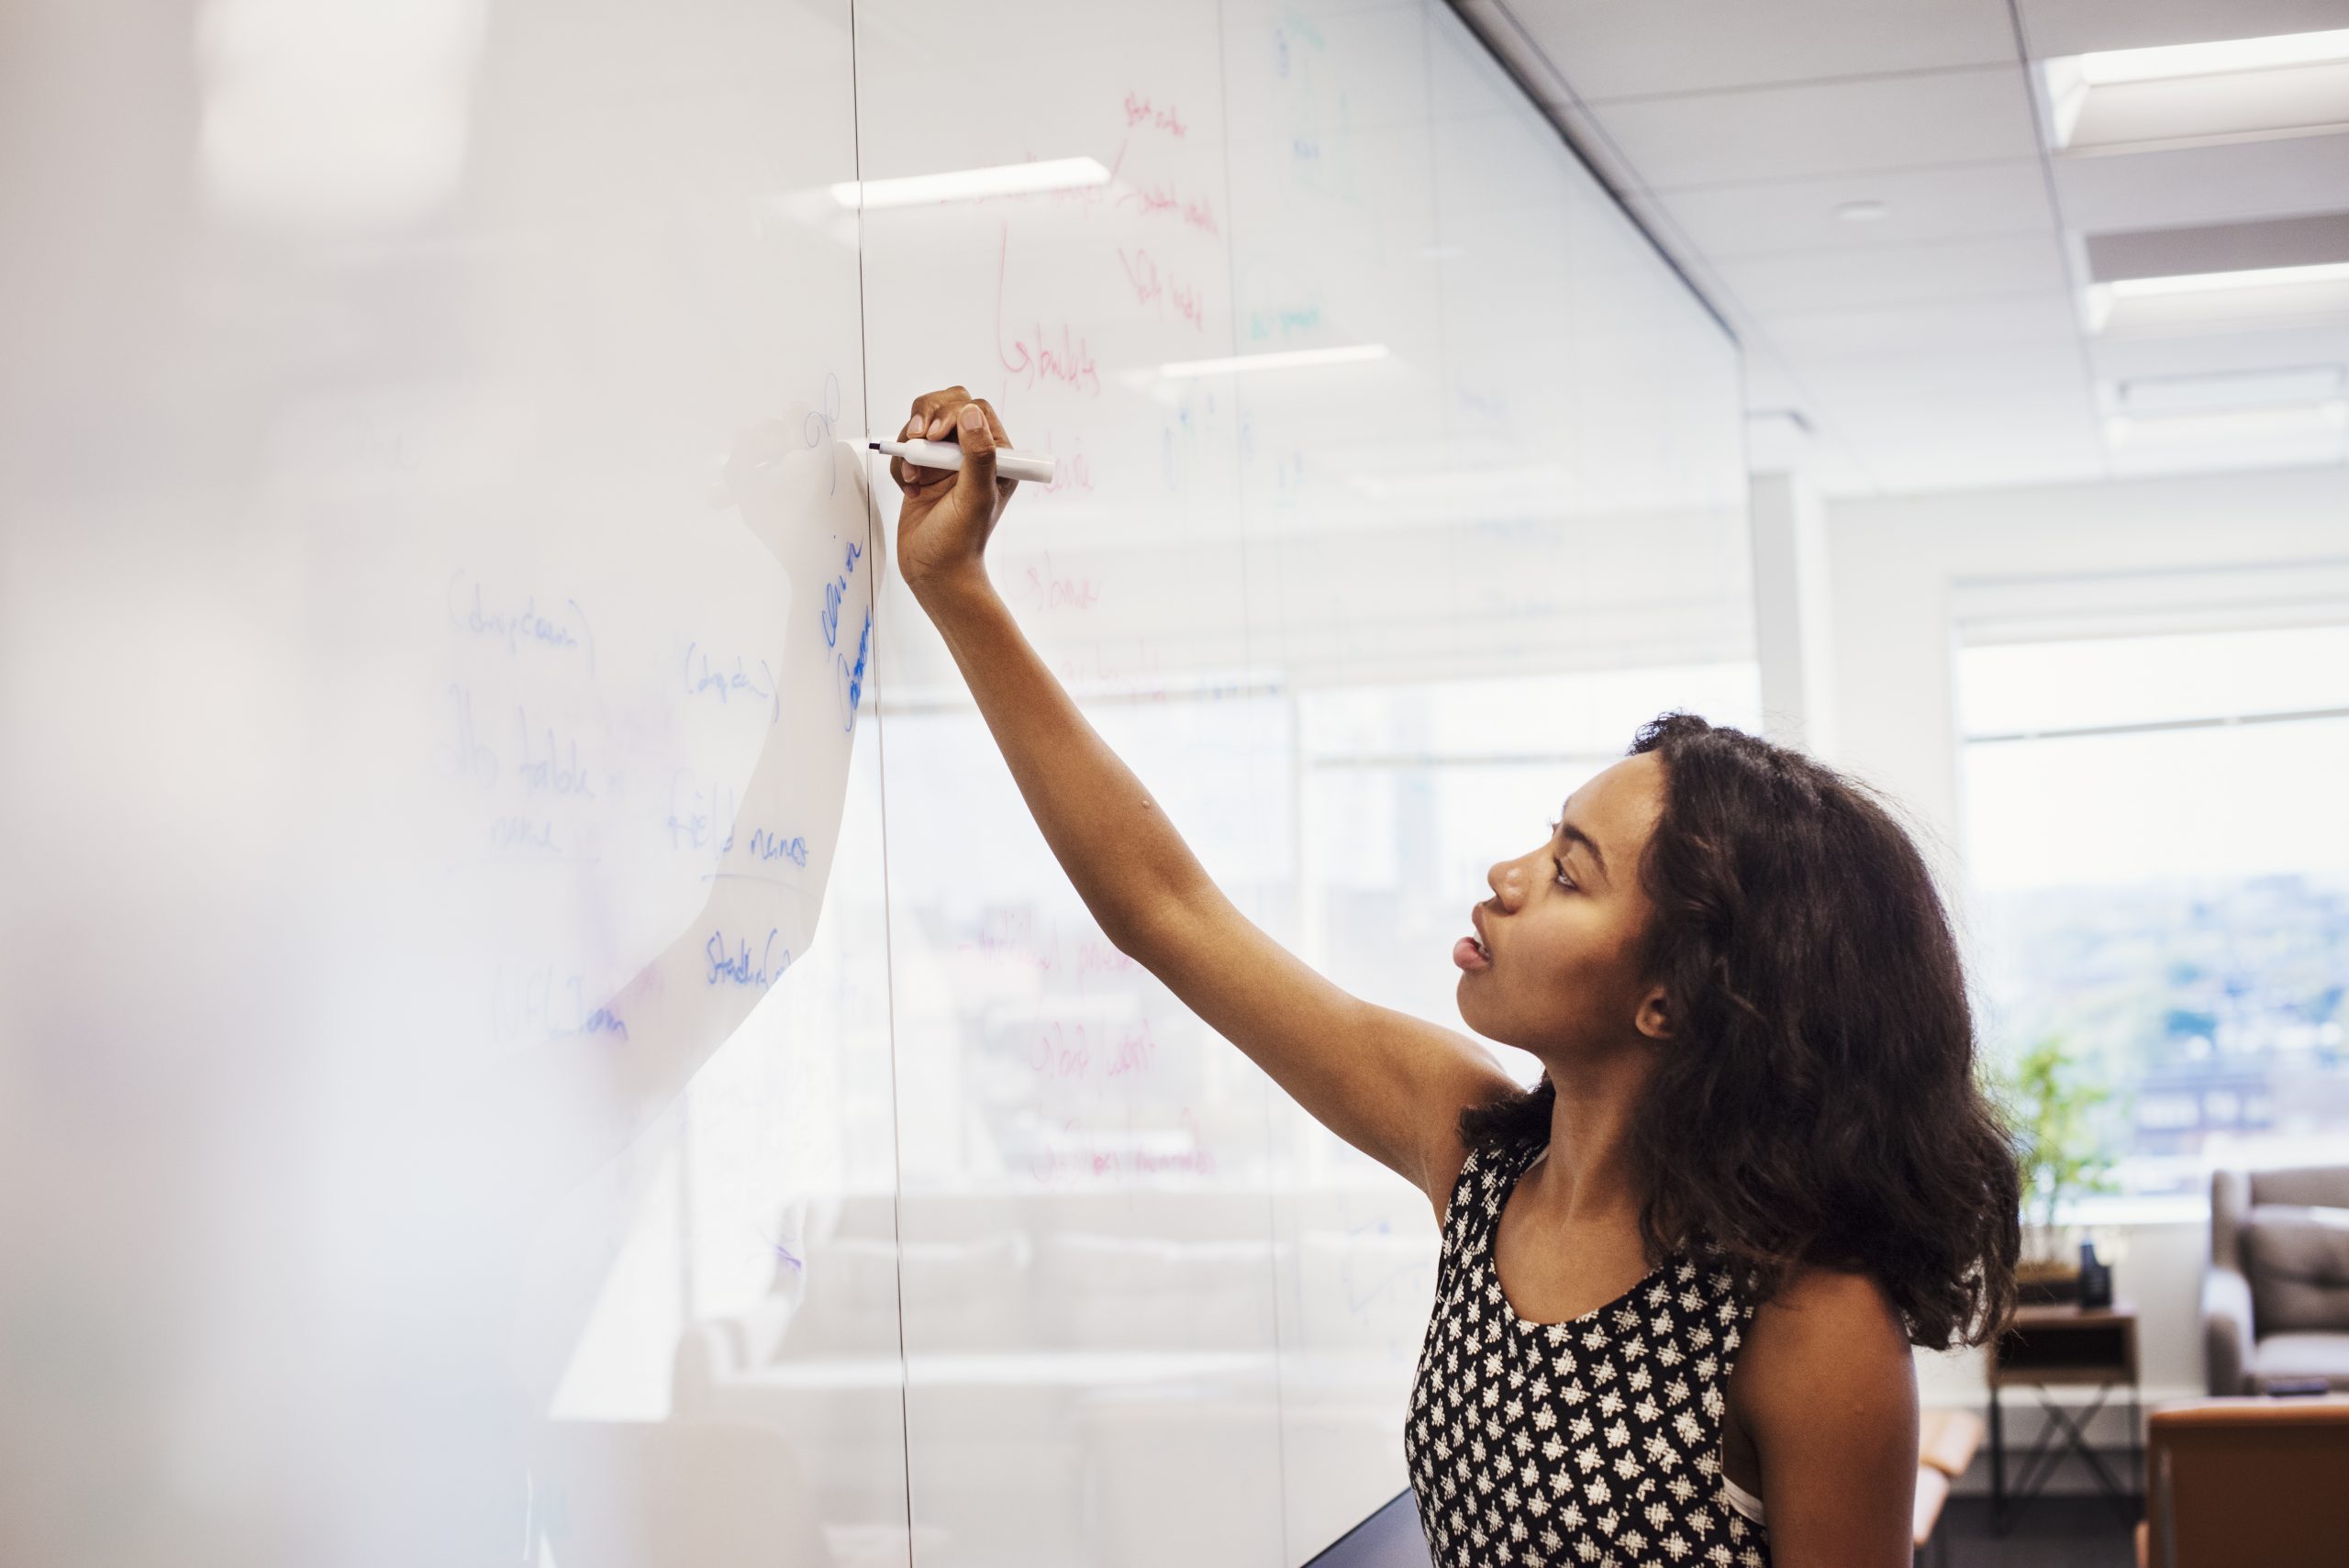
[{"xmin": 1459, "ymin": 712, "xmax": 2020, "ymax": 1350}]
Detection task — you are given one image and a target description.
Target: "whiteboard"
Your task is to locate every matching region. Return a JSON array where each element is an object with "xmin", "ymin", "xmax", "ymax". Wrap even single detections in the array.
[{"xmin": 0, "ymin": 1, "xmax": 1753, "ymax": 1565}]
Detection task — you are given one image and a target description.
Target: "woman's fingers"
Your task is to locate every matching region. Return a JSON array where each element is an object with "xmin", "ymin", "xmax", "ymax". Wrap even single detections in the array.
[
  {"xmin": 911, "ymin": 385, "xmax": 968, "ymax": 442},
  {"xmin": 968, "ymin": 397, "xmax": 1019, "ymax": 499},
  {"xmin": 896, "ymin": 404, "xmax": 940, "ymax": 488},
  {"xmin": 904, "ymin": 389, "xmax": 974, "ymax": 472},
  {"xmin": 893, "ymin": 385, "xmax": 1017, "ymax": 496},
  {"xmin": 907, "ymin": 385, "xmax": 963, "ymax": 420}
]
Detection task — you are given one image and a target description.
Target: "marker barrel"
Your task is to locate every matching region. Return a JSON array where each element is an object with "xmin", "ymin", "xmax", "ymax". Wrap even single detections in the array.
[{"xmin": 877, "ymin": 439, "xmax": 1056, "ymax": 485}]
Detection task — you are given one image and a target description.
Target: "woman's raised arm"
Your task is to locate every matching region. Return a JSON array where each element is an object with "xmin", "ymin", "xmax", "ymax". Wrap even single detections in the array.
[{"xmin": 894, "ymin": 387, "xmax": 1517, "ymax": 1212}]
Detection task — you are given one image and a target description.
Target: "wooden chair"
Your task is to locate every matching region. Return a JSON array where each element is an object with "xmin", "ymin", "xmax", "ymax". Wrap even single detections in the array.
[{"xmin": 2135, "ymin": 1397, "xmax": 2349, "ymax": 1568}]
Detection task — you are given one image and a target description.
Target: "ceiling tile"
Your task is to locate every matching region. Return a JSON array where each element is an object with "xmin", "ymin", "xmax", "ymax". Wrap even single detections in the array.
[
  {"xmin": 1496, "ymin": 0, "xmax": 2021, "ymax": 102},
  {"xmin": 1467, "ymin": 0, "xmax": 2349, "ymax": 494},
  {"xmin": 1759, "ymin": 290, "xmax": 2087, "ymax": 359},
  {"xmin": 2053, "ymin": 129, "xmax": 2349, "ymax": 232},
  {"xmin": 1868, "ymin": 443, "xmax": 2110, "ymax": 493},
  {"xmin": 2015, "ymin": 0, "xmax": 2349, "ymax": 60},
  {"xmin": 1824, "ymin": 391, "xmax": 2110, "ymax": 489},
  {"xmin": 1710, "ymin": 231, "xmax": 2073, "ymax": 313},
  {"xmin": 1653, "ymin": 161, "xmax": 2059, "ymax": 259},
  {"xmin": 1825, "ymin": 385, "xmax": 2104, "ymax": 439},
  {"xmin": 1797, "ymin": 339, "xmax": 2097, "ymax": 402},
  {"xmin": 1589, "ymin": 67, "xmax": 2043, "ymax": 190}
]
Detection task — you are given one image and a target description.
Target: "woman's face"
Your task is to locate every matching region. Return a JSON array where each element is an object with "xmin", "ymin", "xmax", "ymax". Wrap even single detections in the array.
[{"xmin": 1454, "ymin": 751, "xmax": 1669, "ymax": 1059}]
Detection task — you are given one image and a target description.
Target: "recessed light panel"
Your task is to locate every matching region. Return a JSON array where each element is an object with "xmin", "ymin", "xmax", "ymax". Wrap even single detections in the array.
[
  {"xmin": 2087, "ymin": 262, "xmax": 2349, "ymax": 335},
  {"xmin": 2114, "ymin": 366, "xmax": 2348, "ymax": 416},
  {"xmin": 2043, "ymin": 29, "xmax": 2349, "ymax": 151},
  {"xmin": 2077, "ymin": 28, "xmax": 2349, "ymax": 87}
]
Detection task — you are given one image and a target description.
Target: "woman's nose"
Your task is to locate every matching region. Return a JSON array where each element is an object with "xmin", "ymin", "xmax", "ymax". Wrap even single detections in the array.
[{"xmin": 1486, "ymin": 858, "xmax": 1525, "ymax": 911}]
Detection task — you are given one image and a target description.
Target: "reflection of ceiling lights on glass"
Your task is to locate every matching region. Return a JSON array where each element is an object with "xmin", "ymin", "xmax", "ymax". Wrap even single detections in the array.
[
  {"xmin": 197, "ymin": 0, "xmax": 486, "ymax": 226},
  {"xmin": 1157, "ymin": 344, "xmax": 1389, "ymax": 379},
  {"xmin": 829, "ymin": 157, "xmax": 1109, "ymax": 210},
  {"xmin": 1834, "ymin": 200, "xmax": 1890, "ymax": 223},
  {"xmin": 2076, "ymin": 28, "xmax": 2349, "ymax": 85}
]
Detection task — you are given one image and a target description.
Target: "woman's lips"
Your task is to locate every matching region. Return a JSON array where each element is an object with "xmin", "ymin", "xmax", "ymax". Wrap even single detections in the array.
[{"xmin": 1457, "ymin": 905, "xmax": 1494, "ymax": 973}]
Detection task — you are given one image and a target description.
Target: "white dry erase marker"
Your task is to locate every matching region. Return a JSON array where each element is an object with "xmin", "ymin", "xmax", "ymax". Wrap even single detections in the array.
[{"xmin": 868, "ymin": 438, "xmax": 1056, "ymax": 485}]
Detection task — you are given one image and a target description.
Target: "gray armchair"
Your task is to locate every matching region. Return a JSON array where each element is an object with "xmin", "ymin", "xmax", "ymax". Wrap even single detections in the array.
[{"xmin": 2206, "ymin": 1165, "xmax": 2349, "ymax": 1394}]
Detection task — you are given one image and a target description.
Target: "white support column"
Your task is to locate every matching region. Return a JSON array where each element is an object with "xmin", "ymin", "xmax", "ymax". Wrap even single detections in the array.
[{"xmin": 1747, "ymin": 468, "xmax": 1841, "ymax": 758}]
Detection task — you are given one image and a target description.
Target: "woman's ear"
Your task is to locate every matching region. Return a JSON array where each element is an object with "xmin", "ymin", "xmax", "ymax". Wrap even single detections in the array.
[{"xmin": 1634, "ymin": 984, "xmax": 1673, "ymax": 1041}]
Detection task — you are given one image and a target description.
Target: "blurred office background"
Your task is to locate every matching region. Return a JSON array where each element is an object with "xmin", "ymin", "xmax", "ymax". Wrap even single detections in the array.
[{"xmin": 1484, "ymin": 5, "xmax": 2349, "ymax": 1548}]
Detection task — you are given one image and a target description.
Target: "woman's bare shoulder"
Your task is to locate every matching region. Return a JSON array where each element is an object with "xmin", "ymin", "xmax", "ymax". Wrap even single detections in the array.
[
  {"xmin": 1728, "ymin": 1265, "xmax": 1919, "ymax": 1561},
  {"xmin": 1735, "ymin": 1262, "xmax": 1915, "ymax": 1426}
]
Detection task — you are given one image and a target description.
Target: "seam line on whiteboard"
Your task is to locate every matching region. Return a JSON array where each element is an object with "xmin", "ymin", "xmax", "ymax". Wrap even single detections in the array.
[{"xmin": 841, "ymin": 4, "xmax": 918, "ymax": 1562}]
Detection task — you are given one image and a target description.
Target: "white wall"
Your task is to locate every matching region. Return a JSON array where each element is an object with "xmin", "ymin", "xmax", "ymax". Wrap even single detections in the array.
[
  {"xmin": 1759, "ymin": 459, "xmax": 2349, "ymax": 1483},
  {"xmin": 1820, "ymin": 462, "xmax": 2349, "ymax": 895}
]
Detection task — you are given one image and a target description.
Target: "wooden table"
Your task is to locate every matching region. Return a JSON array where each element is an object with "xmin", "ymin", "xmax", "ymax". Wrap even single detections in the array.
[{"xmin": 1987, "ymin": 1300, "xmax": 2141, "ymax": 1531}]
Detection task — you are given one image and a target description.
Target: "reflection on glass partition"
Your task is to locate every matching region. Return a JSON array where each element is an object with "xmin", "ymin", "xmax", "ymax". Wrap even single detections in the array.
[{"xmin": 852, "ymin": 2, "xmax": 1752, "ymax": 1563}]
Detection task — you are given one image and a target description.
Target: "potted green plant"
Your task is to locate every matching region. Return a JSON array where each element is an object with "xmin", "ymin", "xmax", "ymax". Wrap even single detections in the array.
[{"xmin": 1999, "ymin": 1035, "xmax": 2120, "ymax": 1305}]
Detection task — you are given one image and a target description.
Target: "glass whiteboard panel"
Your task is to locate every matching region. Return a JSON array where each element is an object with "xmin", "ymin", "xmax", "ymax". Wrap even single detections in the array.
[{"xmin": 0, "ymin": 2, "xmax": 1748, "ymax": 1564}]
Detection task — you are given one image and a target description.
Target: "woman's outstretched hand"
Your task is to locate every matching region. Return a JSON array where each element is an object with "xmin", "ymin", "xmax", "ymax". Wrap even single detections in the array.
[{"xmin": 890, "ymin": 385, "xmax": 1018, "ymax": 601}]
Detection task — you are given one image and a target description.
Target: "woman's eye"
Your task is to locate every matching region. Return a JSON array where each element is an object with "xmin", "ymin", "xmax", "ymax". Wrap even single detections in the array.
[{"xmin": 1553, "ymin": 859, "xmax": 1575, "ymax": 891}]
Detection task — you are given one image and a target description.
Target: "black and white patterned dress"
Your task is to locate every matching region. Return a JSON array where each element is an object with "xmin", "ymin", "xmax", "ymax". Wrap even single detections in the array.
[{"xmin": 1405, "ymin": 1131, "xmax": 1771, "ymax": 1568}]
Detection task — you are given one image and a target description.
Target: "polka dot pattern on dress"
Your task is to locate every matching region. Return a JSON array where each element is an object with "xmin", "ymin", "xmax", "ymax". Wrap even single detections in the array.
[{"xmin": 1405, "ymin": 1132, "xmax": 1770, "ymax": 1568}]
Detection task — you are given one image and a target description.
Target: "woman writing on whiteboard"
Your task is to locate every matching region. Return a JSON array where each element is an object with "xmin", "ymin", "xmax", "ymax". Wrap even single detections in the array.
[{"xmin": 890, "ymin": 388, "xmax": 2019, "ymax": 1568}]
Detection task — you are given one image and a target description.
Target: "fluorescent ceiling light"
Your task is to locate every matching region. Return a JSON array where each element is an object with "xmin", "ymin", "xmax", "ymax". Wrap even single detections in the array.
[
  {"xmin": 2108, "ymin": 261, "xmax": 2349, "ymax": 298},
  {"xmin": 2087, "ymin": 261, "xmax": 2349, "ymax": 334},
  {"xmin": 1157, "ymin": 344, "xmax": 1389, "ymax": 379},
  {"xmin": 2104, "ymin": 399, "xmax": 2349, "ymax": 447},
  {"xmin": 2077, "ymin": 28, "xmax": 2349, "ymax": 86},
  {"xmin": 829, "ymin": 156, "xmax": 1108, "ymax": 210}
]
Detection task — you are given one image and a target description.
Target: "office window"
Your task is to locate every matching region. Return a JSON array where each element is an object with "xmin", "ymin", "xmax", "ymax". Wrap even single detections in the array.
[{"xmin": 1959, "ymin": 621, "xmax": 2349, "ymax": 1196}]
